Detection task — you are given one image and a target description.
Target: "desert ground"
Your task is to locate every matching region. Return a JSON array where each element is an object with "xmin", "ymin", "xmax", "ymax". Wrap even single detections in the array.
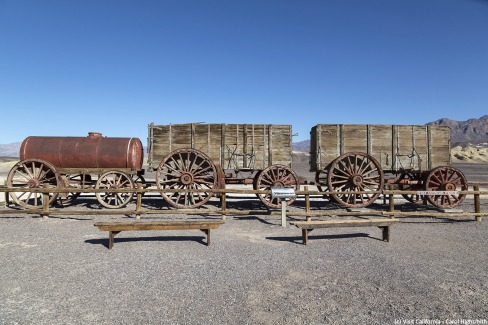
[{"xmin": 0, "ymin": 153, "xmax": 487, "ymax": 324}]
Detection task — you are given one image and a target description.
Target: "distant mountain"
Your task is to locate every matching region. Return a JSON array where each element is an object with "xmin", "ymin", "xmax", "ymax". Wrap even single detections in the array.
[
  {"xmin": 290, "ymin": 115, "xmax": 488, "ymax": 152},
  {"xmin": 2, "ymin": 116, "xmax": 487, "ymax": 157},
  {"xmin": 427, "ymin": 115, "xmax": 488, "ymax": 145},
  {"xmin": 292, "ymin": 140, "xmax": 310, "ymax": 153},
  {"xmin": 0, "ymin": 142, "xmax": 21, "ymax": 158}
]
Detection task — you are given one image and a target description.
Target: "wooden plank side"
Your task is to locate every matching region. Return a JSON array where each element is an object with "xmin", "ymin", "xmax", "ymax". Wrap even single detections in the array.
[
  {"xmin": 269, "ymin": 125, "xmax": 293, "ymax": 167},
  {"xmin": 393, "ymin": 125, "xmax": 429, "ymax": 172},
  {"xmin": 312, "ymin": 124, "xmax": 340, "ymax": 171},
  {"xmin": 193, "ymin": 124, "xmax": 223, "ymax": 164},
  {"xmin": 342, "ymin": 125, "xmax": 367, "ymax": 153},
  {"xmin": 309, "ymin": 125, "xmax": 319, "ymax": 171},
  {"xmin": 250, "ymin": 124, "xmax": 267, "ymax": 170},
  {"xmin": 412, "ymin": 125, "xmax": 428, "ymax": 171},
  {"xmin": 222, "ymin": 124, "xmax": 242, "ymax": 169},
  {"xmin": 169, "ymin": 124, "xmax": 192, "ymax": 147},
  {"xmin": 369, "ymin": 125, "xmax": 393, "ymax": 171},
  {"xmin": 310, "ymin": 123, "xmax": 452, "ymax": 173},
  {"xmin": 395, "ymin": 125, "xmax": 421, "ymax": 171},
  {"xmin": 149, "ymin": 124, "xmax": 172, "ymax": 167},
  {"xmin": 429, "ymin": 125, "xmax": 451, "ymax": 168}
]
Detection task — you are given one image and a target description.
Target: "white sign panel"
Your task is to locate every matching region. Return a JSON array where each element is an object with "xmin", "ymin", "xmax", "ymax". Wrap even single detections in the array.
[
  {"xmin": 416, "ymin": 191, "xmax": 459, "ymax": 196},
  {"xmin": 271, "ymin": 187, "xmax": 296, "ymax": 199}
]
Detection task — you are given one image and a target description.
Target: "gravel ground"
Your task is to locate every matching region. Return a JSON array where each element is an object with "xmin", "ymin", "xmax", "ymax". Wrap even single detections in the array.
[
  {"xmin": 1, "ymin": 162, "xmax": 488, "ymax": 324},
  {"xmin": 1, "ymin": 194, "xmax": 488, "ymax": 325}
]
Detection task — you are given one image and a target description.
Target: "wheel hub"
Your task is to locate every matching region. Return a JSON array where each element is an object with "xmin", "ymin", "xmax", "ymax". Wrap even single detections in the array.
[
  {"xmin": 350, "ymin": 175, "xmax": 363, "ymax": 186},
  {"xmin": 180, "ymin": 172, "xmax": 194, "ymax": 185},
  {"xmin": 443, "ymin": 183, "xmax": 456, "ymax": 191},
  {"xmin": 28, "ymin": 179, "xmax": 40, "ymax": 188},
  {"xmin": 273, "ymin": 182, "xmax": 285, "ymax": 188}
]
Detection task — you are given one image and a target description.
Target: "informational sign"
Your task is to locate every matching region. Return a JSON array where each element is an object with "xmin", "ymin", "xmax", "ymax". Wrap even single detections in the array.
[
  {"xmin": 271, "ymin": 187, "xmax": 296, "ymax": 228},
  {"xmin": 416, "ymin": 191, "xmax": 459, "ymax": 196},
  {"xmin": 271, "ymin": 187, "xmax": 296, "ymax": 199}
]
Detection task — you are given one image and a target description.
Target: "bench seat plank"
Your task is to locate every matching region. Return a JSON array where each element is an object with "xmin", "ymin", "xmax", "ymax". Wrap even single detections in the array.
[
  {"xmin": 94, "ymin": 221, "xmax": 224, "ymax": 249},
  {"xmin": 290, "ymin": 219, "xmax": 398, "ymax": 229},
  {"xmin": 290, "ymin": 218, "xmax": 398, "ymax": 245}
]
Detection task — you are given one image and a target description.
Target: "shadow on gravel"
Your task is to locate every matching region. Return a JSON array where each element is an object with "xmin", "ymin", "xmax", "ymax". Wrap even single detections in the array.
[
  {"xmin": 395, "ymin": 217, "xmax": 474, "ymax": 224},
  {"xmin": 85, "ymin": 235, "xmax": 207, "ymax": 249},
  {"xmin": 267, "ymin": 232, "xmax": 371, "ymax": 245},
  {"xmin": 234, "ymin": 215, "xmax": 275, "ymax": 225}
]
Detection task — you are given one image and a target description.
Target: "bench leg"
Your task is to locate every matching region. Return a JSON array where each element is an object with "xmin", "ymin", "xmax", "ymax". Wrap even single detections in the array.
[
  {"xmin": 202, "ymin": 229, "xmax": 211, "ymax": 246},
  {"xmin": 108, "ymin": 231, "xmax": 121, "ymax": 250},
  {"xmin": 379, "ymin": 226, "xmax": 390, "ymax": 242},
  {"xmin": 302, "ymin": 229, "xmax": 310, "ymax": 245}
]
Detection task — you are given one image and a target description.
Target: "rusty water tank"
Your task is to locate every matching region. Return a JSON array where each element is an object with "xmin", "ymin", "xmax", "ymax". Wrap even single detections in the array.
[{"xmin": 20, "ymin": 132, "xmax": 144, "ymax": 170}]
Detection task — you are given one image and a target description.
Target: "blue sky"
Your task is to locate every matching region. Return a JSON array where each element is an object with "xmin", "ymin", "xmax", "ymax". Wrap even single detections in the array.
[{"xmin": 1, "ymin": 0, "xmax": 487, "ymax": 144}]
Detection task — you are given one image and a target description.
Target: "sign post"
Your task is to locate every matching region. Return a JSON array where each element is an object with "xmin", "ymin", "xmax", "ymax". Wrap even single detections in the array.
[{"xmin": 271, "ymin": 187, "xmax": 296, "ymax": 227}]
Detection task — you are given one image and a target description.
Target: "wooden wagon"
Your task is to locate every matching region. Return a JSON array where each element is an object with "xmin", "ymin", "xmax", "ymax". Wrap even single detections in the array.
[
  {"xmin": 310, "ymin": 124, "xmax": 468, "ymax": 208},
  {"xmin": 147, "ymin": 123, "xmax": 298, "ymax": 209}
]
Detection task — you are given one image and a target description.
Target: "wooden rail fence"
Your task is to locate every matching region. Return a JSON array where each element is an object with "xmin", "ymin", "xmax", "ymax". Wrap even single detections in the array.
[{"xmin": 0, "ymin": 185, "xmax": 487, "ymax": 222}]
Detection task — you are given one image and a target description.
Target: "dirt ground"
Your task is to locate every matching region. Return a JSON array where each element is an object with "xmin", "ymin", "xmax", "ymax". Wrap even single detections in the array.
[{"xmin": 1, "ymin": 157, "xmax": 488, "ymax": 324}]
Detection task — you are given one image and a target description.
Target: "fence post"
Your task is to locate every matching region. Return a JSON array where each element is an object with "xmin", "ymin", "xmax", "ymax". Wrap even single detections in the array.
[
  {"xmin": 220, "ymin": 190, "xmax": 227, "ymax": 221},
  {"xmin": 474, "ymin": 185, "xmax": 481, "ymax": 222},
  {"xmin": 388, "ymin": 184, "xmax": 395, "ymax": 219},
  {"xmin": 135, "ymin": 184, "xmax": 143, "ymax": 220},
  {"xmin": 304, "ymin": 186, "xmax": 311, "ymax": 222},
  {"xmin": 42, "ymin": 185, "xmax": 50, "ymax": 220},
  {"xmin": 4, "ymin": 179, "xmax": 10, "ymax": 208}
]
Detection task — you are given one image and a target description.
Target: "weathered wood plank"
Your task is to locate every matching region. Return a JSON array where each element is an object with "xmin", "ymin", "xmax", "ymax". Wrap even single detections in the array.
[
  {"xmin": 310, "ymin": 124, "xmax": 451, "ymax": 172},
  {"xmin": 94, "ymin": 220, "xmax": 225, "ymax": 249},
  {"xmin": 290, "ymin": 218, "xmax": 398, "ymax": 244},
  {"xmin": 148, "ymin": 123, "xmax": 293, "ymax": 170},
  {"xmin": 290, "ymin": 218, "xmax": 399, "ymax": 229}
]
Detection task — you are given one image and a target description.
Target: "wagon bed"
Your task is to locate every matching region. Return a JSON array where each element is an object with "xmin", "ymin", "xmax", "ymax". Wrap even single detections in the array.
[
  {"xmin": 148, "ymin": 123, "xmax": 293, "ymax": 172},
  {"xmin": 147, "ymin": 123, "xmax": 298, "ymax": 209},
  {"xmin": 310, "ymin": 124, "xmax": 466, "ymax": 209}
]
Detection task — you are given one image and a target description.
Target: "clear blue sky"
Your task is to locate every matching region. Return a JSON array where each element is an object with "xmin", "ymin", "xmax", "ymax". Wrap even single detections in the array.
[{"xmin": 1, "ymin": 0, "xmax": 487, "ymax": 144}]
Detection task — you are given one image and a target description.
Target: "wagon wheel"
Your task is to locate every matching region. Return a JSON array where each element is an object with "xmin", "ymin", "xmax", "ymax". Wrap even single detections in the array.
[
  {"xmin": 315, "ymin": 168, "xmax": 333, "ymax": 200},
  {"xmin": 57, "ymin": 174, "xmax": 92, "ymax": 206},
  {"xmin": 327, "ymin": 152, "xmax": 384, "ymax": 208},
  {"xmin": 156, "ymin": 149, "xmax": 217, "ymax": 209},
  {"xmin": 95, "ymin": 171, "xmax": 135, "ymax": 209},
  {"xmin": 254, "ymin": 165, "xmax": 299, "ymax": 209},
  {"xmin": 132, "ymin": 174, "xmax": 146, "ymax": 196},
  {"xmin": 6, "ymin": 159, "xmax": 61, "ymax": 208},
  {"xmin": 424, "ymin": 166, "xmax": 467, "ymax": 208},
  {"xmin": 398, "ymin": 172, "xmax": 424, "ymax": 204}
]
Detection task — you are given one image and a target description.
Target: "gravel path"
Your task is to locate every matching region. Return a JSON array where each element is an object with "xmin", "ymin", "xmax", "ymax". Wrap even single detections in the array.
[
  {"xmin": 1, "ymin": 194, "xmax": 487, "ymax": 324},
  {"xmin": 1, "ymin": 161, "xmax": 487, "ymax": 324}
]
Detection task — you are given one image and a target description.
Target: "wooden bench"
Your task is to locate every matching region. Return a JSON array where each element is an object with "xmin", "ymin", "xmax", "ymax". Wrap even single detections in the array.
[
  {"xmin": 289, "ymin": 218, "xmax": 399, "ymax": 245},
  {"xmin": 94, "ymin": 220, "xmax": 225, "ymax": 249}
]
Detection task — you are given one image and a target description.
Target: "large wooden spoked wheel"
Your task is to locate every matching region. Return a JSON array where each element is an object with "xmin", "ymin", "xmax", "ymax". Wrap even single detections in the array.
[
  {"xmin": 95, "ymin": 171, "xmax": 135, "ymax": 209},
  {"xmin": 156, "ymin": 149, "xmax": 217, "ymax": 209},
  {"xmin": 397, "ymin": 172, "xmax": 424, "ymax": 204},
  {"xmin": 315, "ymin": 168, "xmax": 333, "ymax": 201},
  {"xmin": 57, "ymin": 174, "xmax": 92, "ymax": 206},
  {"xmin": 6, "ymin": 159, "xmax": 61, "ymax": 208},
  {"xmin": 424, "ymin": 166, "xmax": 467, "ymax": 208},
  {"xmin": 254, "ymin": 165, "xmax": 299, "ymax": 209},
  {"xmin": 327, "ymin": 152, "xmax": 384, "ymax": 208},
  {"xmin": 132, "ymin": 174, "xmax": 146, "ymax": 197}
]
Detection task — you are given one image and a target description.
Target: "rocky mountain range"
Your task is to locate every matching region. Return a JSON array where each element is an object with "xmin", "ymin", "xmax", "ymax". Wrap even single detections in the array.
[
  {"xmin": 426, "ymin": 115, "xmax": 488, "ymax": 145},
  {"xmin": 291, "ymin": 115, "xmax": 488, "ymax": 152},
  {"xmin": 1, "ymin": 115, "xmax": 487, "ymax": 157},
  {"xmin": 0, "ymin": 142, "xmax": 22, "ymax": 158}
]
